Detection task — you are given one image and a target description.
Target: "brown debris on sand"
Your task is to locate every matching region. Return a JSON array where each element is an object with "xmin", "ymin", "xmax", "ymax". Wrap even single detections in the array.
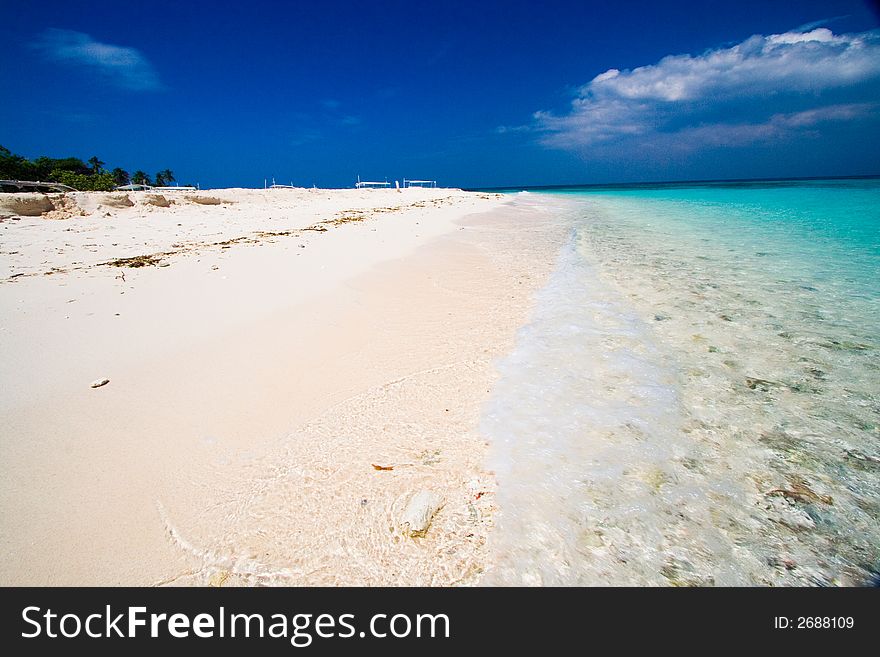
[
  {"xmin": 255, "ymin": 230, "xmax": 297, "ymax": 238},
  {"xmin": 144, "ymin": 194, "xmax": 171, "ymax": 207},
  {"xmin": 100, "ymin": 194, "xmax": 134, "ymax": 209},
  {"xmin": 186, "ymin": 196, "xmax": 228, "ymax": 205},
  {"xmin": 322, "ymin": 212, "xmax": 369, "ymax": 227},
  {"xmin": 105, "ymin": 254, "xmax": 164, "ymax": 268},
  {"xmin": 213, "ymin": 236, "xmax": 255, "ymax": 248}
]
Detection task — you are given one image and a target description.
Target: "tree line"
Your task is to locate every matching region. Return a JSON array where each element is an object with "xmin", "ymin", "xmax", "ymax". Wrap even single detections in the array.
[{"xmin": 0, "ymin": 145, "xmax": 177, "ymax": 192}]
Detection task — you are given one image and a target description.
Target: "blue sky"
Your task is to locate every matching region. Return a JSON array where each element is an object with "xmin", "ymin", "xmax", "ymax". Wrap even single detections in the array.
[{"xmin": 1, "ymin": 0, "xmax": 879, "ymax": 188}]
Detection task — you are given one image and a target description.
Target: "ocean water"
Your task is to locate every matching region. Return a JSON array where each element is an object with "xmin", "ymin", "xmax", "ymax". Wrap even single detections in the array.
[{"xmin": 483, "ymin": 179, "xmax": 880, "ymax": 586}]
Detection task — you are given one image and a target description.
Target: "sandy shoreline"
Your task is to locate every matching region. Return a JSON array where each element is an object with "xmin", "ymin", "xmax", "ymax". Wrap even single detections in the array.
[{"xmin": 0, "ymin": 188, "xmax": 564, "ymax": 585}]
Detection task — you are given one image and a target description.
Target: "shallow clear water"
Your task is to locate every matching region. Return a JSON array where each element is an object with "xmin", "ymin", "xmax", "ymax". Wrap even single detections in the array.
[{"xmin": 484, "ymin": 179, "xmax": 880, "ymax": 586}]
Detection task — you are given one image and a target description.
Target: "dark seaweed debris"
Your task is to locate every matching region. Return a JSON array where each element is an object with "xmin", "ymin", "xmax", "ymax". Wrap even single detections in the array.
[{"xmin": 105, "ymin": 254, "xmax": 163, "ymax": 268}]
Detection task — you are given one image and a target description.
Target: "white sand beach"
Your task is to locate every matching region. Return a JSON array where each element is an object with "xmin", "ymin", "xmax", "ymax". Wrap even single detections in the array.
[{"xmin": 0, "ymin": 187, "xmax": 563, "ymax": 585}]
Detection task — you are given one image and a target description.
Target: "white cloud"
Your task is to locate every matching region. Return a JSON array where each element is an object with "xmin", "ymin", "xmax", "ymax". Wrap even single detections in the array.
[
  {"xmin": 666, "ymin": 103, "xmax": 877, "ymax": 149},
  {"xmin": 534, "ymin": 27, "xmax": 880, "ymax": 152},
  {"xmin": 495, "ymin": 124, "xmax": 533, "ymax": 134},
  {"xmin": 33, "ymin": 29, "xmax": 162, "ymax": 91}
]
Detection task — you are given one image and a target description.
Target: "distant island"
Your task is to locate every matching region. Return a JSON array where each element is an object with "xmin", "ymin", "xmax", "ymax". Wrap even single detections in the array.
[{"xmin": 0, "ymin": 145, "xmax": 179, "ymax": 191}]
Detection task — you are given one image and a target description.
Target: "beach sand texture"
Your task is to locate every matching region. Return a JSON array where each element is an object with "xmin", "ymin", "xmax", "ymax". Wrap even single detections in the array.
[{"xmin": 0, "ymin": 187, "xmax": 563, "ymax": 585}]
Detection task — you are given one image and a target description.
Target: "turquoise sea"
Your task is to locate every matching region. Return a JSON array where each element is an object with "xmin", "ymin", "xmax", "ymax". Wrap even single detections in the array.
[{"xmin": 481, "ymin": 178, "xmax": 880, "ymax": 586}]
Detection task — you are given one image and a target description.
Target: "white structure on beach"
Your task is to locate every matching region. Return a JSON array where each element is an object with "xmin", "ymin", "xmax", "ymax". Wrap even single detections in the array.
[
  {"xmin": 355, "ymin": 175, "xmax": 391, "ymax": 189},
  {"xmin": 265, "ymin": 177, "xmax": 296, "ymax": 189},
  {"xmin": 0, "ymin": 179, "xmax": 77, "ymax": 193},
  {"xmin": 354, "ymin": 176, "xmax": 439, "ymax": 189}
]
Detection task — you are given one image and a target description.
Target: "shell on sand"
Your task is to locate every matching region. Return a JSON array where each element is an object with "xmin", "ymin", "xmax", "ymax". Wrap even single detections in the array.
[
  {"xmin": 398, "ymin": 490, "xmax": 444, "ymax": 537},
  {"xmin": 90, "ymin": 378, "xmax": 110, "ymax": 389}
]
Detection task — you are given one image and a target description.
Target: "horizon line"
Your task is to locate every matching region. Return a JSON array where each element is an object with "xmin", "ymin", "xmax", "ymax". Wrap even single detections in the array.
[{"xmin": 465, "ymin": 172, "xmax": 880, "ymax": 191}]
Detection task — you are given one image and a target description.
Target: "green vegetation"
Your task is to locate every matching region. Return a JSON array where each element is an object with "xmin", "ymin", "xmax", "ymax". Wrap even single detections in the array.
[
  {"xmin": 49, "ymin": 170, "xmax": 117, "ymax": 191},
  {"xmin": 87, "ymin": 156, "xmax": 105, "ymax": 173},
  {"xmin": 154, "ymin": 169, "xmax": 175, "ymax": 186},
  {"xmin": 110, "ymin": 168, "xmax": 130, "ymax": 186},
  {"xmin": 131, "ymin": 170, "xmax": 151, "ymax": 186},
  {"xmin": 0, "ymin": 145, "xmax": 178, "ymax": 191}
]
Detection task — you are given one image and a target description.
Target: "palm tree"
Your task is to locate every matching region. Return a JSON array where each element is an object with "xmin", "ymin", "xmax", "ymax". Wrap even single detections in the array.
[
  {"xmin": 111, "ymin": 168, "xmax": 129, "ymax": 186},
  {"xmin": 88, "ymin": 156, "xmax": 105, "ymax": 174},
  {"xmin": 155, "ymin": 169, "xmax": 175, "ymax": 187},
  {"xmin": 131, "ymin": 170, "xmax": 151, "ymax": 186}
]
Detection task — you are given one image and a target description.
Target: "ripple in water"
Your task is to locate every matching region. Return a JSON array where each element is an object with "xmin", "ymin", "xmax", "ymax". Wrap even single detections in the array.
[{"xmin": 484, "ymin": 181, "xmax": 880, "ymax": 586}]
